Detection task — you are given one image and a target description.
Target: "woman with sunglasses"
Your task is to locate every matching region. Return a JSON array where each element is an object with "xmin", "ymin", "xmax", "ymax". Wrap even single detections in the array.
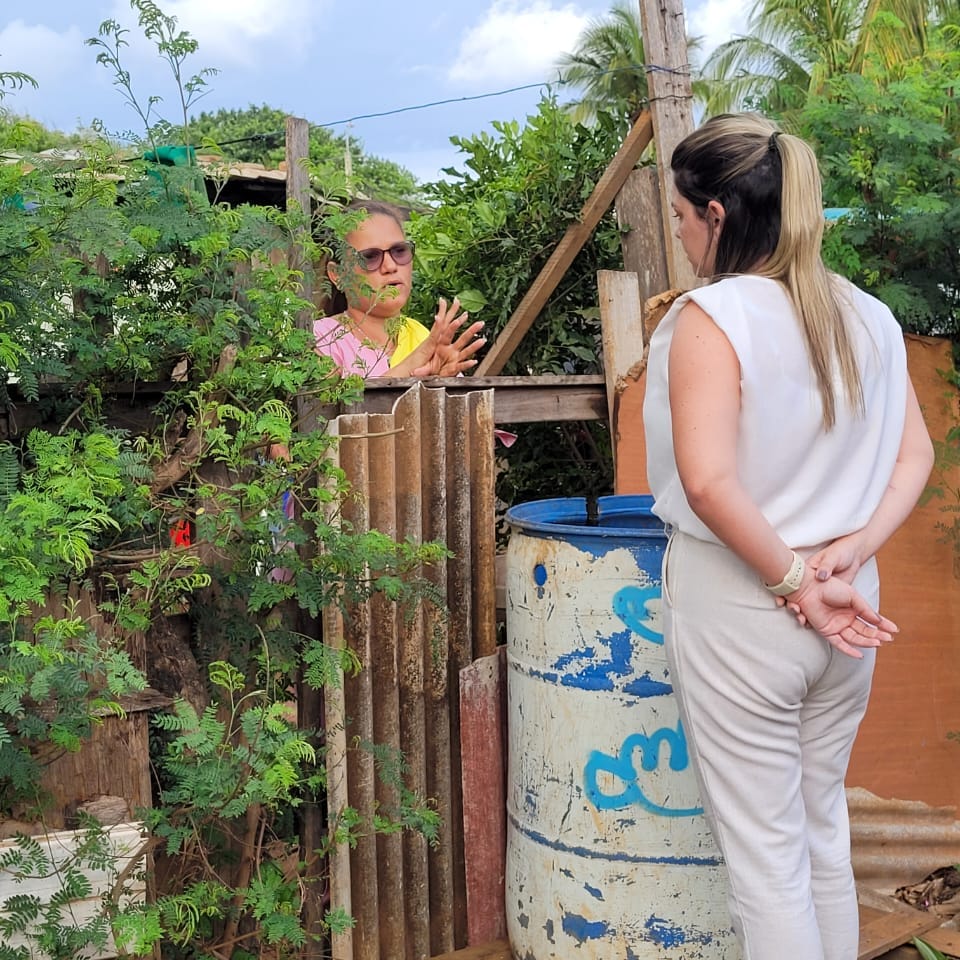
[{"xmin": 316, "ymin": 200, "xmax": 485, "ymax": 378}]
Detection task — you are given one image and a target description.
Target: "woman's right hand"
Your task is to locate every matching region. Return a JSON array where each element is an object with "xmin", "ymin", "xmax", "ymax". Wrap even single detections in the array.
[{"xmin": 787, "ymin": 574, "xmax": 897, "ymax": 659}]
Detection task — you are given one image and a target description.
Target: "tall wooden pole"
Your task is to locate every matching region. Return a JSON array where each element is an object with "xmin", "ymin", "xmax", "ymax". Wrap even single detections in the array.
[
  {"xmin": 637, "ymin": 0, "xmax": 698, "ymax": 291},
  {"xmin": 286, "ymin": 115, "xmax": 314, "ymax": 324}
]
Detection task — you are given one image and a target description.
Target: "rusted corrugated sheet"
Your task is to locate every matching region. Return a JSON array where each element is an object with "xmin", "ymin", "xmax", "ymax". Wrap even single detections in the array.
[
  {"xmin": 850, "ymin": 786, "xmax": 960, "ymax": 895},
  {"xmin": 323, "ymin": 383, "xmax": 498, "ymax": 960}
]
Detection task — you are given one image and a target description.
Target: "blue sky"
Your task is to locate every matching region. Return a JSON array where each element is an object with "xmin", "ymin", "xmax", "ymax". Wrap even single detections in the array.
[{"xmin": 1, "ymin": 1, "xmax": 748, "ymax": 183}]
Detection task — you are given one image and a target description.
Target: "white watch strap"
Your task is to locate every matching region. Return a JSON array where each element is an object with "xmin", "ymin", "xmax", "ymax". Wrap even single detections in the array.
[{"xmin": 765, "ymin": 551, "xmax": 805, "ymax": 596}]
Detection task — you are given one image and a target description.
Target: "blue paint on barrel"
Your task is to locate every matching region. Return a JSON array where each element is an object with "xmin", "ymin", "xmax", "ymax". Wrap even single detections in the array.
[
  {"xmin": 508, "ymin": 814, "xmax": 723, "ymax": 866},
  {"xmin": 563, "ymin": 913, "xmax": 611, "ymax": 943},
  {"xmin": 505, "ymin": 495, "xmax": 738, "ymax": 958},
  {"xmin": 645, "ymin": 915, "xmax": 717, "ymax": 948}
]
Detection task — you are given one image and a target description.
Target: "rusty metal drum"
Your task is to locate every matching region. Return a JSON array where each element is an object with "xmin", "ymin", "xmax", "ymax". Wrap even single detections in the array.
[{"xmin": 504, "ymin": 495, "xmax": 738, "ymax": 959}]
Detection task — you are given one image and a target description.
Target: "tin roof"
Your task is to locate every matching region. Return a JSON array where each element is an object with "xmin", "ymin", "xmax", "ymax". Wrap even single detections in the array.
[{"xmin": 851, "ymin": 787, "xmax": 960, "ymax": 895}]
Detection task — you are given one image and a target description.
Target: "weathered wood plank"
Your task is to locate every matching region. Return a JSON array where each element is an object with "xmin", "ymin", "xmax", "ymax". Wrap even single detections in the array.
[
  {"xmin": 338, "ymin": 416, "xmax": 380, "ymax": 960},
  {"xmin": 285, "ymin": 115, "xmax": 314, "ymax": 326},
  {"xmin": 858, "ymin": 909, "xmax": 944, "ymax": 960},
  {"xmin": 393, "ymin": 386, "xmax": 431, "ymax": 960},
  {"xmin": 916, "ymin": 926, "xmax": 960, "ymax": 956},
  {"xmin": 615, "ymin": 166, "xmax": 670, "ymax": 305},
  {"xmin": 421, "ymin": 388, "xmax": 455, "ymax": 956},
  {"xmin": 469, "ymin": 391, "xmax": 497, "ymax": 660},
  {"xmin": 321, "ymin": 375, "xmax": 607, "ymax": 424},
  {"xmin": 430, "ymin": 939, "xmax": 511, "ymax": 960},
  {"xmin": 475, "ymin": 111, "xmax": 654, "ymax": 376},
  {"xmin": 322, "ymin": 419, "xmax": 354, "ymax": 960},
  {"xmin": 856, "ymin": 887, "xmax": 947, "ymax": 960},
  {"xmin": 598, "ymin": 269, "xmax": 644, "ymax": 442},
  {"xmin": 445, "ymin": 394, "xmax": 474, "ymax": 948},
  {"xmin": 459, "ymin": 651, "xmax": 507, "ymax": 947}
]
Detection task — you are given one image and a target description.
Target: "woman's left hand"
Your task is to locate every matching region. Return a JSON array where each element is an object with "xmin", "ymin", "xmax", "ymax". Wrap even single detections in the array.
[
  {"xmin": 806, "ymin": 532, "xmax": 866, "ymax": 585},
  {"xmin": 409, "ymin": 297, "xmax": 486, "ymax": 377}
]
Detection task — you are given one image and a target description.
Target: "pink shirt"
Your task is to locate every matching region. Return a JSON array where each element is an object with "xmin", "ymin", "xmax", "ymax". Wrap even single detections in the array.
[{"xmin": 313, "ymin": 314, "xmax": 429, "ymax": 378}]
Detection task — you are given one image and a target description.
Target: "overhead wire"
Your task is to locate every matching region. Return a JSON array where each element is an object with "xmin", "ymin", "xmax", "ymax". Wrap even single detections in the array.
[{"xmin": 182, "ymin": 63, "xmax": 694, "ymax": 150}]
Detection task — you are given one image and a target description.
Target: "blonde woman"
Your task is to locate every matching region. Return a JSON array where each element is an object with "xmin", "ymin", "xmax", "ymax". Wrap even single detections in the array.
[{"xmin": 642, "ymin": 113, "xmax": 933, "ymax": 958}]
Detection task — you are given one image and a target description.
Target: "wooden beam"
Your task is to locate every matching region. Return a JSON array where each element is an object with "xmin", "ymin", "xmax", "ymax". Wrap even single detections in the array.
[
  {"xmin": 858, "ymin": 909, "xmax": 944, "ymax": 960},
  {"xmin": 285, "ymin": 115, "xmax": 310, "ymax": 215},
  {"xmin": 636, "ymin": 0, "xmax": 698, "ymax": 291},
  {"xmin": 856, "ymin": 886, "xmax": 948, "ymax": 960},
  {"xmin": 916, "ymin": 926, "xmax": 960, "ymax": 956},
  {"xmin": 475, "ymin": 111, "xmax": 654, "ymax": 377},
  {"xmin": 459, "ymin": 651, "xmax": 507, "ymax": 946},
  {"xmin": 301, "ymin": 376, "xmax": 608, "ymax": 425}
]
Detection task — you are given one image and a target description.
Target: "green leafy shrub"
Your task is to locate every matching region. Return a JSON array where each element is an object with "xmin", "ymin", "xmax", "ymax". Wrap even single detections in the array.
[
  {"xmin": 408, "ymin": 98, "xmax": 629, "ymax": 509},
  {"xmin": 0, "ymin": 3, "xmax": 451, "ymax": 955}
]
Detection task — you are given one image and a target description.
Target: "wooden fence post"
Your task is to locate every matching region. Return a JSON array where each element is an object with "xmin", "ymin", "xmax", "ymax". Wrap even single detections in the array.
[
  {"xmin": 285, "ymin": 115, "xmax": 314, "ymax": 325},
  {"xmin": 598, "ymin": 270, "xmax": 645, "ymax": 477}
]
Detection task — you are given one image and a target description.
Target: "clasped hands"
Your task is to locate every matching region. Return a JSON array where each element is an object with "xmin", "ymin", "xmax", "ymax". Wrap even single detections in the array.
[
  {"xmin": 407, "ymin": 297, "xmax": 486, "ymax": 377},
  {"xmin": 777, "ymin": 534, "xmax": 898, "ymax": 659}
]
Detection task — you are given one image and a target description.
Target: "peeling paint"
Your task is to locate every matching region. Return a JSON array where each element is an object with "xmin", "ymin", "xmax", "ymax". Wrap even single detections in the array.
[
  {"xmin": 645, "ymin": 914, "xmax": 717, "ymax": 948},
  {"xmin": 562, "ymin": 911, "xmax": 610, "ymax": 943},
  {"xmin": 584, "ymin": 882, "xmax": 604, "ymax": 901}
]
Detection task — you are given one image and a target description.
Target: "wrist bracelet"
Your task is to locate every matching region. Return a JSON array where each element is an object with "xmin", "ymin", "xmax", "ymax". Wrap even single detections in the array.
[{"xmin": 765, "ymin": 551, "xmax": 805, "ymax": 596}]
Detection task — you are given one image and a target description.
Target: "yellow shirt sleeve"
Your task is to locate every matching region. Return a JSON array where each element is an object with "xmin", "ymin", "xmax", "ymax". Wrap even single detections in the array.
[{"xmin": 389, "ymin": 317, "xmax": 432, "ymax": 368}]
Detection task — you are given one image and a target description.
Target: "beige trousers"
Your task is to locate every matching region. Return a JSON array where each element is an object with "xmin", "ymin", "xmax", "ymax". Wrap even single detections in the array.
[{"xmin": 662, "ymin": 531, "xmax": 877, "ymax": 960}]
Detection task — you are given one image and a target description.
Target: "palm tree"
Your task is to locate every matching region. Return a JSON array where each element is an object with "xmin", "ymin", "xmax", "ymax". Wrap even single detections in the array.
[
  {"xmin": 702, "ymin": 0, "xmax": 944, "ymax": 115},
  {"xmin": 556, "ymin": 1, "xmax": 705, "ymax": 124}
]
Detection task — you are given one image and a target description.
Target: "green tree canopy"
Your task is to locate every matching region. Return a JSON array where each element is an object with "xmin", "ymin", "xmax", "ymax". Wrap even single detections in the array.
[
  {"xmin": 799, "ymin": 24, "xmax": 960, "ymax": 338},
  {"xmin": 702, "ymin": 0, "xmax": 950, "ymax": 114},
  {"xmin": 0, "ymin": 110, "xmax": 100, "ymax": 153},
  {"xmin": 556, "ymin": 0, "xmax": 705, "ymax": 123},
  {"xmin": 188, "ymin": 103, "xmax": 421, "ymax": 204}
]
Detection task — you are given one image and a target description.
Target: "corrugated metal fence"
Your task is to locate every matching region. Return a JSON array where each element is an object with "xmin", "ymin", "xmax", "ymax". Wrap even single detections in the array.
[{"xmin": 321, "ymin": 383, "xmax": 498, "ymax": 960}]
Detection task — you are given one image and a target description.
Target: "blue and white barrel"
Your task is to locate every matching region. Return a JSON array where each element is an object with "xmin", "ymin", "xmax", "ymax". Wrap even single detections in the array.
[{"xmin": 505, "ymin": 495, "xmax": 738, "ymax": 959}]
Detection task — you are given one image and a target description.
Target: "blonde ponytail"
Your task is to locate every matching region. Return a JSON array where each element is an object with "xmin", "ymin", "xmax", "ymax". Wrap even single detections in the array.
[
  {"xmin": 760, "ymin": 131, "xmax": 863, "ymax": 427},
  {"xmin": 671, "ymin": 113, "xmax": 864, "ymax": 429}
]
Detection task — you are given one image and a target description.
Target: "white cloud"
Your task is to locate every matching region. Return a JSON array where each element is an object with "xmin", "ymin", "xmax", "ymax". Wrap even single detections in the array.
[
  {"xmin": 448, "ymin": 0, "xmax": 590, "ymax": 87},
  {"xmin": 685, "ymin": 0, "xmax": 750, "ymax": 62},
  {"xmin": 110, "ymin": 0, "xmax": 323, "ymax": 64},
  {"xmin": 0, "ymin": 20, "xmax": 97, "ymax": 127},
  {"xmin": 0, "ymin": 20, "xmax": 88, "ymax": 88}
]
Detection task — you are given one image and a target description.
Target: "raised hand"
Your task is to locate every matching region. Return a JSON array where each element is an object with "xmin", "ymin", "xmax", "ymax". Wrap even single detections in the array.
[{"xmin": 409, "ymin": 297, "xmax": 485, "ymax": 377}]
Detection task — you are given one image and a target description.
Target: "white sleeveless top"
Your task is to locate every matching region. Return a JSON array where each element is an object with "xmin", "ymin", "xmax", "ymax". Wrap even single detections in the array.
[{"xmin": 643, "ymin": 274, "xmax": 907, "ymax": 549}]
